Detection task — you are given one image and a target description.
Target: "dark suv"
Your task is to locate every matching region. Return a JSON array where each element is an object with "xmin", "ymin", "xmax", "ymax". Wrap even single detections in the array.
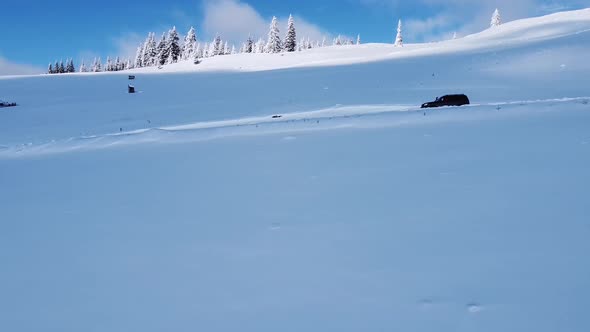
[
  {"xmin": 421, "ymin": 94, "xmax": 470, "ymax": 108},
  {"xmin": 0, "ymin": 100, "xmax": 17, "ymax": 108}
]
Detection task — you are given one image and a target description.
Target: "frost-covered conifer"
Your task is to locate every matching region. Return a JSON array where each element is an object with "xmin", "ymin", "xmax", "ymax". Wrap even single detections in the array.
[
  {"xmin": 182, "ymin": 27, "xmax": 197, "ymax": 60},
  {"xmin": 148, "ymin": 33, "xmax": 158, "ymax": 66},
  {"xmin": 256, "ymin": 38, "xmax": 265, "ymax": 53},
  {"xmin": 266, "ymin": 16, "xmax": 282, "ymax": 53},
  {"xmin": 59, "ymin": 60, "xmax": 65, "ymax": 73},
  {"xmin": 395, "ymin": 19, "xmax": 403, "ymax": 46},
  {"xmin": 66, "ymin": 59, "xmax": 75, "ymax": 73},
  {"xmin": 157, "ymin": 33, "xmax": 168, "ymax": 65},
  {"xmin": 195, "ymin": 43, "xmax": 202, "ymax": 58},
  {"xmin": 135, "ymin": 44, "xmax": 144, "ymax": 68},
  {"xmin": 245, "ymin": 36, "xmax": 254, "ymax": 53},
  {"xmin": 284, "ymin": 14, "xmax": 297, "ymax": 52},
  {"xmin": 357, "ymin": 34, "xmax": 361, "ymax": 45},
  {"xmin": 80, "ymin": 60, "xmax": 87, "ymax": 73},
  {"xmin": 166, "ymin": 51, "xmax": 174, "ymax": 65},
  {"xmin": 491, "ymin": 9, "xmax": 502, "ymax": 27},
  {"xmin": 95, "ymin": 58, "xmax": 102, "ymax": 72},
  {"xmin": 167, "ymin": 26, "xmax": 181, "ymax": 63},
  {"xmin": 209, "ymin": 35, "xmax": 221, "ymax": 56},
  {"xmin": 48, "ymin": 63, "xmax": 53, "ymax": 74},
  {"xmin": 140, "ymin": 33, "xmax": 150, "ymax": 67},
  {"xmin": 106, "ymin": 57, "xmax": 112, "ymax": 71}
]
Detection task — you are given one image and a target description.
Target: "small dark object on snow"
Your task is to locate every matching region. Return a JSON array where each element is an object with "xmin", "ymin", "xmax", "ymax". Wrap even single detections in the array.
[
  {"xmin": 421, "ymin": 94, "xmax": 470, "ymax": 108},
  {"xmin": 128, "ymin": 75, "xmax": 135, "ymax": 80},
  {"xmin": 120, "ymin": 128, "xmax": 123, "ymax": 132},
  {"xmin": 0, "ymin": 100, "xmax": 17, "ymax": 108},
  {"xmin": 194, "ymin": 59, "xmax": 202, "ymax": 65},
  {"xmin": 272, "ymin": 115, "xmax": 282, "ymax": 119},
  {"xmin": 128, "ymin": 85, "xmax": 135, "ymax": 94}
]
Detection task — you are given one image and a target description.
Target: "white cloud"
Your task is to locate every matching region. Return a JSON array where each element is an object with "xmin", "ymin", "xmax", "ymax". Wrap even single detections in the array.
[
  {"xmin": 112, "ymin": 32, "xmax": 144, "ymax": 60},
  {"xmin": 0, "ymin": 56, "xmax": 43, "ymax": 76},
  {"xmin": 404, "ymin": 14, "xmax": 455, "ymax": 42},
  {"xmin": 201, "ymin": 0, "xmax": 330, "ymax": 44}
]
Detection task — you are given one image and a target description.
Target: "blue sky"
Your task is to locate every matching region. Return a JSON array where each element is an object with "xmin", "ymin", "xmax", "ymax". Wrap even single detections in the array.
[{"xmin": 0, "ymin": 0, "xmax": 587, "ymax": 74}]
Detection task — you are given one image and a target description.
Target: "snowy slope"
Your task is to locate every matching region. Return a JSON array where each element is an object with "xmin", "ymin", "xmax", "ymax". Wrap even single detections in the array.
[
  {"xmin": 1, "ymin": 9, "xmax": 590, "ymax": 332},
  {"xmin": 1, "ymin": 9, "xmax": 590, "ymax": 148}
]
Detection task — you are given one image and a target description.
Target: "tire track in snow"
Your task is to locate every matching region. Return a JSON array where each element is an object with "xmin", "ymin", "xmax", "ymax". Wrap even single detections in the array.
[{"xmin": 1, "ymin": 97, "xmax": 588, "ymax": 158}]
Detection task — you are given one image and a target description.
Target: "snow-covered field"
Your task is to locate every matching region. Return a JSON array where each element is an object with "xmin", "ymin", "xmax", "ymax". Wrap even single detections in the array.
[{"xmin": 1, "ymin": 9, "xmax": 590, "ymax": 332}]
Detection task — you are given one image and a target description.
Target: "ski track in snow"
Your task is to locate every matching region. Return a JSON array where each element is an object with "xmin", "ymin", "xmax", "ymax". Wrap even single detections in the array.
[{"xmin": 1, "ymin": 97, "xmax": 588, "ymax": 158}]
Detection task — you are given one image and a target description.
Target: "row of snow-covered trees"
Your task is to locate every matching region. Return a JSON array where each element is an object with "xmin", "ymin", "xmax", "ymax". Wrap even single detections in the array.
[
  {"xmin": 48, "ymin": 9, "xmax": 503, "ymax": 74},
  {"xmin": 133, "ymin": 15, "xmax": 363, "ymax": 69},
  {"xmin": 48, "ymin": 59, "xmax": 76, "ymax": 74},
  {"xmin": 48, "ymin": 56, "xmax": 134, "ymax": 74}
]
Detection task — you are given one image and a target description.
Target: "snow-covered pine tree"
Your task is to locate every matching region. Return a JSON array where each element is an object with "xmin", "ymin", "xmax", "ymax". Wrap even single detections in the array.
[
  {"xmin": 284, "ymin": 14, "xmax": 297, "ymax": 52},
  {"xmin": 307, "ymin": 37, "xmax": 312, "ymax": 49},
  {"xmin": 395, "ymin": 19, "xmax": 403, "ymax": 46},
  {"xmin": 80, "ymin": 60, "xmax": 87, "ymax": 73},
  {"xmin": 195, "ymin": 43, "xmax": 202, "ymax": 58},
  {"xmin": 66, "ymin": 59, "xmax": 75, "ymax": 73},
  {"xmin": 157, "ymin": 32, "xmax": 168, "ymax": 65},
  {"xmin": 183, "ymin": 27, "xmax": 197, "ymax": 60},
  {"xmin": 166, "ymin": 51, "xmax": 174, "ymax": 65},
  {"xmin": 491, "ymin": 8, "xmax": 501, "ymax": 27},
  {"xmin": 167, "ymin": 26, "xmax": 181, "ymax": 63},
  {"xmin": 95, "ymin": 58, "xmax": 102, "ymax": 72},
  {"xmin": 453, "ymin": 32, "xmax": 457, "ymax": 39},
  {"xmin": 148, "ymin": 33, "xmax": 157, "ymax": 66},
  {"xmin": 125, "ymin": 58, "xmax": 132, "ymax": 70},
  {"xmin": 245, "ymin": 36, "xmax": 254, "ymax": 53},
  {"xmin": 48, "ymin": 63, "xmax": 53, "ymax": 74},
  {"xmin": 141, "ymin": 33, "xmax": 151, "ymax": 67},
  {"xmin": 59, "ymin": 60, "xmax": 65, "ymax": 73},
  {"xmin": 231, "ymin": 45, "xmax": 236, "ymax": 54},
  {"xmin": 257, "ymin": 38, "xmax": 265, "ymax": 53},
  {"xmin": 223, "ymin": 41, "xmax": 229, "ymax": 55},
  {"xmin": 193, "ymin": 44, "xmax": 202, "ymax": 64},
  {"xmin": 266, "ymin": 16, "xmax": 282, "ymax": 53},
  {"xmin": 106, "ymin": 57, "xmax": 112, "ymax": 71},
  {"xmin": 211, "ymin": 35, "xmax": 221, "ymax": 56},
  {"xmin": 116, "ymin": 57, "xmax": 122, "ymax": 71},
  {"xmin": 357, "ymin": 34, "xmax": 361, "ymax": 45},
  {"xmin": 135, "ymin": 44, "xmax": 144, "ymax": 68}
]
